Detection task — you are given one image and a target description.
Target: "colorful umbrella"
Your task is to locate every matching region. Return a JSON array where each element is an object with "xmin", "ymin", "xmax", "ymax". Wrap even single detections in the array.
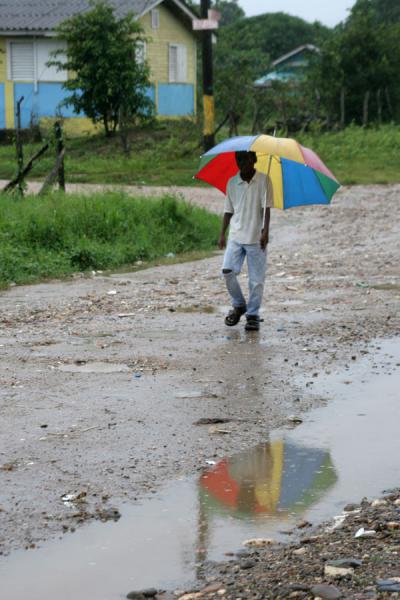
[{"xmin": 195, "ymin": 134, "xmax": 340, "ymax": 209}]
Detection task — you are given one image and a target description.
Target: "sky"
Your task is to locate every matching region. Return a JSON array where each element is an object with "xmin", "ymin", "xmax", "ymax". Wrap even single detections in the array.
[{"xmin": 238, "ymin": 0, "xmax": 356, "ymax": 27}]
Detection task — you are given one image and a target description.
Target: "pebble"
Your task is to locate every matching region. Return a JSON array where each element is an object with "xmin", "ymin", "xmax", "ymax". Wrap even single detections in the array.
[
  {"xmin": 371, "ymin": 499, "xmax": 387, "ymax": 507},
  {"xmin": 324, "ymin": 565, "xmax": 354, "ymax": 578},
  {"xmin": 293, "ymin": 547, "xmax": 308, "ymax": 556},
  {"xmin": 327, "ymin": 558, "xmax": 362, "ymax": 568},
  {"xmin": 242, "ymin": 538, "xmax": 274, "ymax": 547},
  {"xmin": 310, "ymin": 584, "xmax": 342, "ymax": 599},
  {"xmin": 240, "ymin": 559, "xmax": 256, "ymax": 570}
]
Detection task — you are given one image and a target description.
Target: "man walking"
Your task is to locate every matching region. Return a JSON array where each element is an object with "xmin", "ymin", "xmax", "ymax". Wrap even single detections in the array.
[{"xmin": 218, "ymin": 151, "xmax": 273, "ymax": 332}]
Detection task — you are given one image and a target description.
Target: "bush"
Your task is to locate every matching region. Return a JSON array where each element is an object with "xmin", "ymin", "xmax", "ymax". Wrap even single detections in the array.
[{"xmin": 0, "ymin": 191, "xmax": 220, "ymax": 286}]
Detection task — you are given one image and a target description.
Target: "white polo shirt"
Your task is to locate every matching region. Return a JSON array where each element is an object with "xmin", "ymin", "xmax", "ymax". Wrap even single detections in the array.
[{"xmin": 224, "ymin": 171, "xmax": 273, "ymax": 245}]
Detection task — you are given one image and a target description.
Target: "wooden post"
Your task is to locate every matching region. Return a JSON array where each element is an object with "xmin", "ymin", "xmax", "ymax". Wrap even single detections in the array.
[
  {"xmin": 362, "ymin": 90, "xmax": 370, "ymax": 127},
  {"xmin": 201, "ymin": 0, "xmax": 215, "ymax": 152},
  {"xmin": 54, "ymin": 121, "xmax": 65, "ymax": 191},
  {"xmin": 340, "ymin": 88, "xmax": 345, "ymax": 129},
  {"xmin": 15, "ymin": 96, "xmax": 25, "ymax": 195}
]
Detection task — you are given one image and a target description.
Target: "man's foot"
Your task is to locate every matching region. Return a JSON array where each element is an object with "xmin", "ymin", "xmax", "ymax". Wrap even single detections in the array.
[
  {"xmin": 225, "ymin": 306, "xmax": 246, "ymax": 326},
  {"xmin": 245, "ymin": 315, "xmax": 260, "ymax": 331}
]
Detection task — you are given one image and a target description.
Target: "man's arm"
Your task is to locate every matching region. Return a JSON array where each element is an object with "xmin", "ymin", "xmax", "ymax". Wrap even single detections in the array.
[
  {"xmin": 260, "ymin": 207, "xmax": 270, "ymax": 250},
  {"xmin": 218, "ymin": 212, "xmax": 233, "ymax": 249}
]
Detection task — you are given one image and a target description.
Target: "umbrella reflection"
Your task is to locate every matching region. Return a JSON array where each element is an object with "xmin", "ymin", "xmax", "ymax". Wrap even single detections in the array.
[
  {"xmin": 196, "ymin": 440, "xmax": 337, "ymax": 565},
  {"xmin": 200, "ymin": 441, "xmax": 337, "ymax": 517}
]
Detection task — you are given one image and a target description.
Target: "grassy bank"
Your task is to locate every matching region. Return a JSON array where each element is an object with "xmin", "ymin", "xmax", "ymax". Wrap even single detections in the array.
[
  {"xmin": 0, "ymin": 191, "xmax": 220, "ymax": 287},
  {"xmin": 0, "ymin": 121, "xmax": 399, "ymax": 187}
]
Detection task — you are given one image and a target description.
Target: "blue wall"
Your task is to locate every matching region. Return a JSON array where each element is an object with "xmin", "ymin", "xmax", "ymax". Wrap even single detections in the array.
[
  {"xmin": 158, "ymin": 84, "xmax": 194, "ymax": 116},
  {"xmin": 0, "ymin": 84, "xmax": 5, "ymax": 129},
  {"xmin": 14, "ymin": 83, "xmax": 78, "ymax": 127},
  {"xmin": 10, "ymin": 82, "xmax": 192, "ymax": 128}
]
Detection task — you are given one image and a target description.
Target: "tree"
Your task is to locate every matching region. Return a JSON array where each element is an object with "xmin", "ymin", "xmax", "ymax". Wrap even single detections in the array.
[
  {"xmin": 50, "ymin": 0, "xmax": 153, "ymax": 136},
  {"xmin": 307, "ymin": 2, "xmax": 400, "ymax": 125},
  {"xmin": 213, "ymin": 0, "xmax": 245, "ymax": 26}
]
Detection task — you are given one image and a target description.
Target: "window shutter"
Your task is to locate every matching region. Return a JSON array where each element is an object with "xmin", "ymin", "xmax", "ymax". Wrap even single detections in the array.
[
  {"xmin": 177, "ymin": 45, "xmax": 187, "ymax": 82},
  {"xmin": 10, "ymin": 42, "xmax": 34, "ymax": 80},
  {"xmin": 36, "ymin": 40, "xmax": 67, "ymax": 82},
  {"xmin": 135, "ymin": 41, "xmax": 146, "ymax": 65},
  {"xmin": 151, "ymin": 9, "xmax": 160, "ymax": 29},
  {"xmin": 169, "ymin": 44, "xmax": 178, "ymax": 82}
]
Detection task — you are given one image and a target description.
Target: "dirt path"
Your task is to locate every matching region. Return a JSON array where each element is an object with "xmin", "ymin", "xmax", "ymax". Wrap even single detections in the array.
[{"xmin": 0, "ymin": 184, "xmax": 399, "ymax": 556}]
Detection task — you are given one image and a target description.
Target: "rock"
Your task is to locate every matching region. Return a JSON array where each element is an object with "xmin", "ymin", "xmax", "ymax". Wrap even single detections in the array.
[
  {"xmin": 287, "ymin": 415, "xmax": 303, "ymax": 424},
  {"xmin": 201, "ymin": 583, "xmax": 224, "ymax": 594},
  {"xmin": 324, "ymin": 565, "xmax": 354, "ymax": 578},
  {"xmin": 240, "ymin": 559, "xmax": 256, "ymax": 569},
  {"xmin": 371, "ymin": 499, "xmax": 387, "ymax": 507},
  {"xmin": 293, "ymin": 547, "xmax": 308, "ymax": 556},
  {"xmin": 343, "ymin": 503, "xmax": 359, "ymax": 512},
  {"xmin": 327, "ymin": 558, "xmax": 362, "ymax": 568},
  {"xmin": 394, "ymin": 498, "xmax": 400, "ymax": 506},
  {"xmin": 386, "ymin": 521, "xmax": 400, "ymax": 529},
  {"xmin": 242, "ymin": 538, "xmax": 274, "ymax": 547},
  {"xmin": 127, "ymin": 591, "xmax": 157, "ymax": 600},
  {"xmin": 297, "ymin": 519, "xmax": 312, "ymax": 529},
  {"xmin": 178, "ymin": 594, "xmax": 204, "ymax": 600},
  {"xmin": 310, "ymin": 584, "xmax": 342, "ymax": 599}
]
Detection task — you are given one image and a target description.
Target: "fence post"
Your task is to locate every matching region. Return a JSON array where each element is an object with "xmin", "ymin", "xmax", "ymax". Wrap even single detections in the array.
[
  {"xmin": 54, "ymin": 121, "xmax": 65, "ymax": 191},
  {"xmin": 15, "ymin": 96, "xmax": 25, "ymax": 195}
]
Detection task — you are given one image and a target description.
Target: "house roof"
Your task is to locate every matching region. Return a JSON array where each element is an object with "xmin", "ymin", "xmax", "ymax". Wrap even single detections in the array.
[
  {"xmin": 272, "ymin": 44, "xmax": 318, "ymax": 67},
  {"xmin": 0, "ymin": 0, "xmax": 196, "ymax": 33}
]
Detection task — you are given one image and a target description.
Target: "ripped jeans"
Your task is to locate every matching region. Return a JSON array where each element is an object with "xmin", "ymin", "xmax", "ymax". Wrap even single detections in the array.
[{"xmin": 222, "ymin": 240, "xmax": 267, "ymax": 317}]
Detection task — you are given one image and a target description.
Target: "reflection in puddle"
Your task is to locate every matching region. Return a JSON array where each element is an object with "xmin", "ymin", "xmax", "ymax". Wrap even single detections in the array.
[
  {"xmin": 1, "ymin": 339, "xmax": 399, "ymax": 600},
  {"xmin": 0, "ymin": 440, "xmax": 336, "ymax": 600},
  {"xmin": 200, "ymin": 442, "xmax": 336, "ymax": 518}
]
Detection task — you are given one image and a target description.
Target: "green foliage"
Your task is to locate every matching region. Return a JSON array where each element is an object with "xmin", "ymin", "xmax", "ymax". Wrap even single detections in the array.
[
  {"xmin": 213, "ymin": 0, "xmax": 245, "ymax": 26},
  {"xmin": 0, "ymin": 191, "xmax": 220, "ymax": 286},
  {"xmin": 49, "ymin": 0, "xmax": 153, "ymax": 136},
  {"xmin": 352, "ymin": 0, "xmax": 400, "ymax": 23},
  {"xmin": 307, "ymin": 0, "xmax": 400, "ymax": 124},
  {"xmin": 214, "ymin": 12, "xmax": 330, "ymax": 127}
]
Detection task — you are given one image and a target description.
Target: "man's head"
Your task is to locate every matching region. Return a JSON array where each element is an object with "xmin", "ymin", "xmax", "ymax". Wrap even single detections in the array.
[{"xmin": 235, "ymin": 151, "xmax": 257, "ymax": 180}]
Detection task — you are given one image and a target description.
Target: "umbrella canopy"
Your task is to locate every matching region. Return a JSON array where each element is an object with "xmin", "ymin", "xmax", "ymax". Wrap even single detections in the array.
[{"xmin": 195, "ymin": 134, "xmax": 340, "ymax": 209}]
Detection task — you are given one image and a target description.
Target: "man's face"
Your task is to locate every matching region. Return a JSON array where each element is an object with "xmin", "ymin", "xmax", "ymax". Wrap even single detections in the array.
[{"xmin": 235, "ymin": 152, "xmax": 256, "ymax": 176}]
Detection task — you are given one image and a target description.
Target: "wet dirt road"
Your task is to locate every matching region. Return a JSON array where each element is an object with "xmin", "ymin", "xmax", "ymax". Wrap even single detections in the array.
[{"xmin": 0, "ymin": 184, "xmax": 399, "ymax": 557}]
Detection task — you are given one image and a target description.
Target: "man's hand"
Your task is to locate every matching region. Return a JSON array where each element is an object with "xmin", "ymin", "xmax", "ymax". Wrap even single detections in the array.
[
  {"xmin": 260, "ymin": 231, "xmax": 269, "ymax": 250},
  {"xmin": 218, "ymin": 233, "xmax": 227, "ymax": 250}
]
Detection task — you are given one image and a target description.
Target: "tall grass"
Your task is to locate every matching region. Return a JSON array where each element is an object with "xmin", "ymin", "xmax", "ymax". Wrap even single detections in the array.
[
  {"xmin": 0, "ymin": 191, "xmax": 220, "ymax": 286},
  {"xmin": 0, "ymin": 123, "xmax": 399, "ymax": 186},
  {"xmin": 298, "ymin": 124, "xmax": 400, "ymax": 185}
]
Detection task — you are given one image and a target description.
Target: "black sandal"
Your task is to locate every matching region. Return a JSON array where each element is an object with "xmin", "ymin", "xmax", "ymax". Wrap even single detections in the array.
[
  {"xmin": 224, "ymin": 306, "xmax": 246, "ymax": 327},
  {"xmin": 245, "ymin": 315, "xmax": 260, "ymax": 331}
]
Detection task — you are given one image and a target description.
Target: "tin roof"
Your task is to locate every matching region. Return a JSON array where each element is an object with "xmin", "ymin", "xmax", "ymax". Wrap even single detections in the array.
[{"xmin": 0, "ymin": 0, "xmax": 195, "ymax": 32}]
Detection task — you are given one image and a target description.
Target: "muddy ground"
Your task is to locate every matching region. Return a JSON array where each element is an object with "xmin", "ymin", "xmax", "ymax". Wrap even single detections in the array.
[{"xmin": 0, "ymin": 183, "xmax": 399, "ymax": 561}]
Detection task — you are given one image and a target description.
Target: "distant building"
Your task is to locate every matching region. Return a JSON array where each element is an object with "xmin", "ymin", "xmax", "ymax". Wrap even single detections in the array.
[
  {"xmin": 0, "ymin": 0, "xmax": 198, "ymax": 129},
  {"xmin": 254, "ymin": 44, "xmax": 319, "ymax": 88}
]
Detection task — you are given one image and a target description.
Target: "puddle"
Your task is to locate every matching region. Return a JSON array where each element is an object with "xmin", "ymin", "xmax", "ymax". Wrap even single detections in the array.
[{"xmin": 1, "ymin": 339, "xmax": 399, "ymax": 599}]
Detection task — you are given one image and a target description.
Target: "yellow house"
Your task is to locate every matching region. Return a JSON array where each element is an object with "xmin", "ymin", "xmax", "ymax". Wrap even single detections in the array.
[{"xmin": 0, "ymin": 0, "xmax": 198, "ymax": 129}]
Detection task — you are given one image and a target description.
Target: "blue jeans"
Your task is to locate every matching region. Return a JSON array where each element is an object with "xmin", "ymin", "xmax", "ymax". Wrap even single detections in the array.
[{"xmin": 222, "ymin": 240, "xmax": 267, "ymax": 317}]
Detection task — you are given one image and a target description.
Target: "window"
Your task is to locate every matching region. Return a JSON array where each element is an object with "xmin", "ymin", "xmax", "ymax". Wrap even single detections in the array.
[
  {"xmin": 9, "ymin": 42, "xmax": 34, "ymax": 80},
  {"xmin": 135, "ymin": 41, "xmax": 146, "ymax": 65},
  {"xmin": 8, "ymin": 39, "xmax": 67, "ymax": 82},
  {"xmin": 151, "ymin": 9, "xmax": 160, "ymax": 29},
  {"xmin": 169, "ymin": 44, "xmax": 187, "ymax": 83},
  {"xmin": 36, "ymin": 40, "xmax": 67, "ymax": 82}
]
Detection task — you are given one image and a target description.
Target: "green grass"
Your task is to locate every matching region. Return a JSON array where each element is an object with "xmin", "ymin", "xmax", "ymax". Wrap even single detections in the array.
[
  {"xmin": 298, "ymin": 124, "xmax": 400, "ymax": 185},
  {"xmin": 0, "ymin": 191, "xmax": 220, "ymax": 287},
  {"xmin": 0, "ymin": 121, "xmax": 399, "ymax": 187}
]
